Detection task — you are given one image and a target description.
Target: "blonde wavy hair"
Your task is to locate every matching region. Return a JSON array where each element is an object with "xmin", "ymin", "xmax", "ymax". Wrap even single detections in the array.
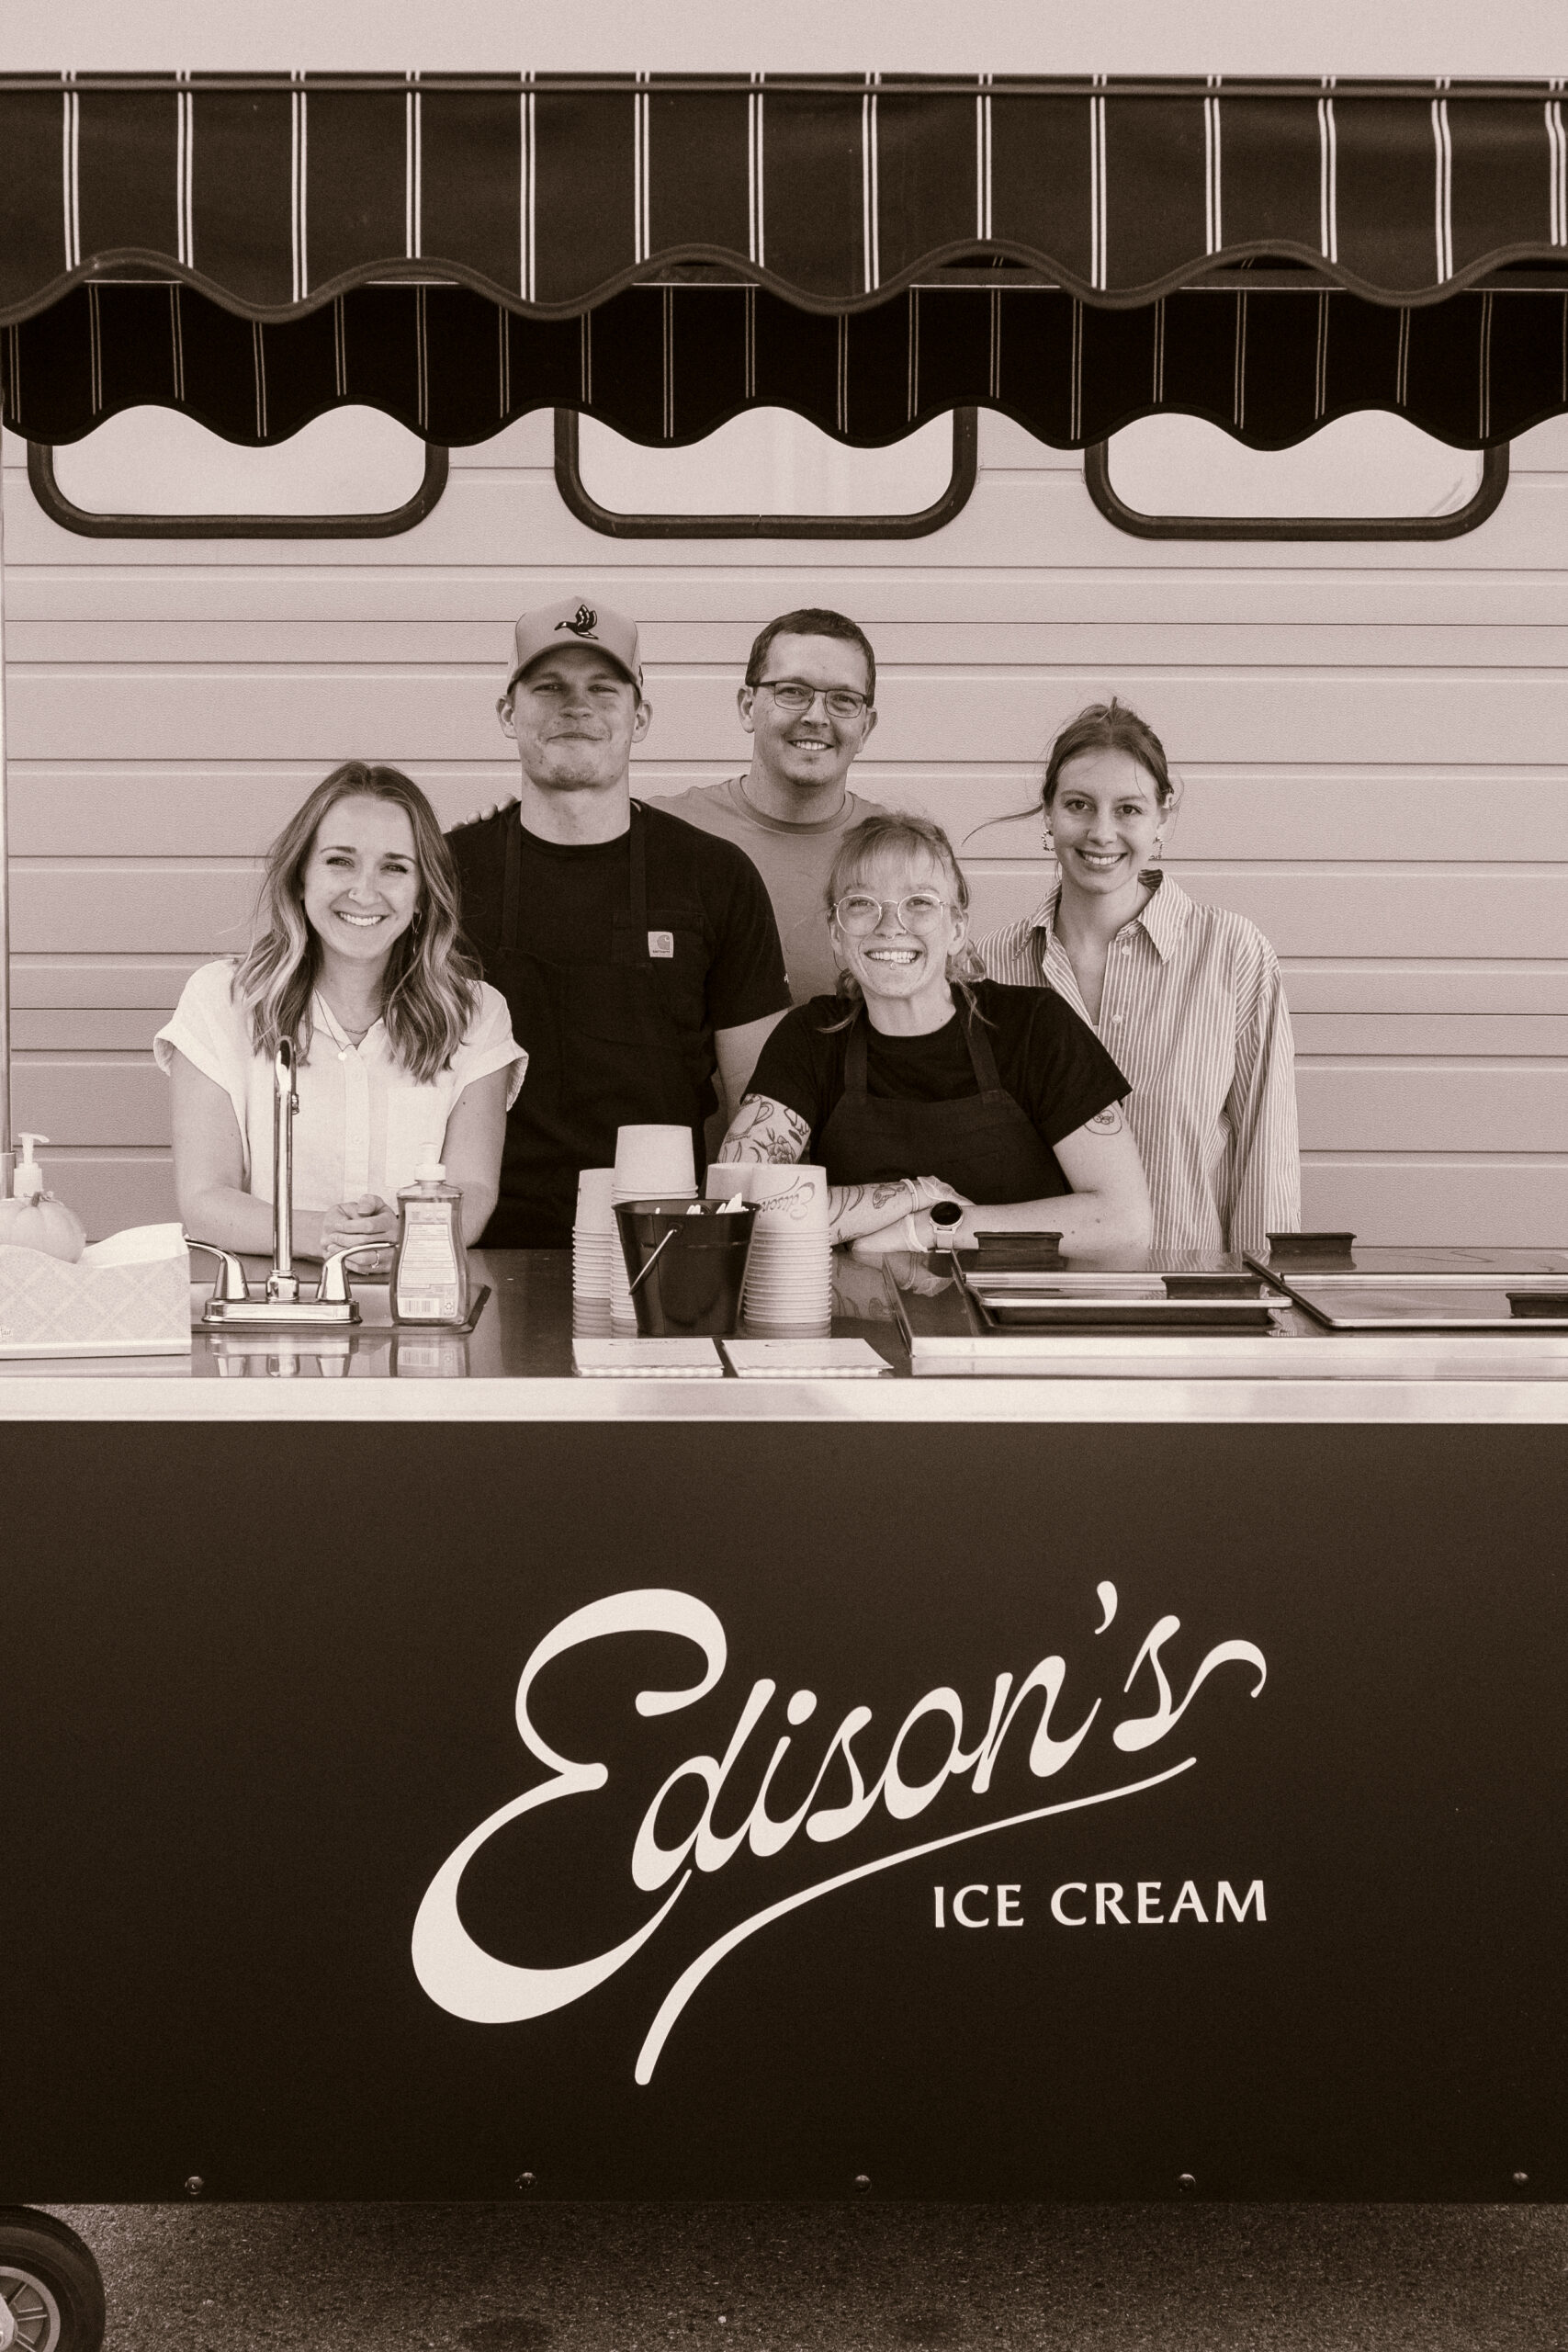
[
  {"xmin": 233, "ymin": 763, "xmax": 480, "ymax": 1085},
  {"xmin": 819, "ymin": 811, "xmax": 988, "ymax": 1033}
]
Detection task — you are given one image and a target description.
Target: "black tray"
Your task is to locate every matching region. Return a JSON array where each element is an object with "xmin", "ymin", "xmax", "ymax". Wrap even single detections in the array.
[{"xmin": 960, "ymin": 1267, "xmax": 1288, "ymax": 1335}]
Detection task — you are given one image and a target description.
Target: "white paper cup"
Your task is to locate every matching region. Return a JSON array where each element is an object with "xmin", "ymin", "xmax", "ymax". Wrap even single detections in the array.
[
  {"xmin": 614, "ymin": 1124, "xmax": 697, "ymax": 1198},
  {"xmin": 746, "ymin": 1164, "xmax": 829, "ymax": 1226},
  {"xmin": 741, "ymin": 1187, "xmax": 831, "ymax": 1326},
  {"xmin": 571, "ymin": 1235, "xmax": 616, "ymax": 1301},
  {"xmin": 704, "ymin": 1165, "xmax": 752, "ymax": 1202},
  {"xmin": 575, "ymin": 1166, "xmax": 615, "ymax": 1222}
]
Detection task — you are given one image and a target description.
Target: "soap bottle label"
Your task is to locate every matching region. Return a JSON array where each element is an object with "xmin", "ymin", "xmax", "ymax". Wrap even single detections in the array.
[{"xmin": 395, "ymin": 1199, "xmax": 463, "ymax": 1323}]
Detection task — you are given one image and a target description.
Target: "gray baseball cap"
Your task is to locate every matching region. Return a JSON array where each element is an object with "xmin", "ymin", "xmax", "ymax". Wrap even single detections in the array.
[{"xmin": 510, "ymin": 596, "xmax": 642, "ymax": 689}]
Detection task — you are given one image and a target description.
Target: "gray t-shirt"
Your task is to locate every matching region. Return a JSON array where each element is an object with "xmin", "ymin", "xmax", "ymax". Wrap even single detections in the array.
[{"xmin": 660, "ymin": 775, "xmax": 891, "ymax": 1006}]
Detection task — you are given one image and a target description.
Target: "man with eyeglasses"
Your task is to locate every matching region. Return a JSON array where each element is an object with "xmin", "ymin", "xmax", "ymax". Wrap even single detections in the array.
[
  {"xmin": 663, "ymin": 607, "xmax": 891, "ymax": 1005},
  {"xmin": 446, "ymin": 597, "xmax": 792, "ymax": 1247}
]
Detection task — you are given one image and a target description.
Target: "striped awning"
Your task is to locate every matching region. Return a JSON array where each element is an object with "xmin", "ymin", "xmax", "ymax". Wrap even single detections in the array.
[
  {"xmin": 6, "ymin": 278, "xmax": 1564, "ymax": 452},
  {"xmin": 2, "ymin": 74, "xmax": 1566, "ymax": 448}
]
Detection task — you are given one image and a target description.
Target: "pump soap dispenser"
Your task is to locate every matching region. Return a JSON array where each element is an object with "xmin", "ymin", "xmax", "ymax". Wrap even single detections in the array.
[
  {"xmin": 392, "ymin": 1163, "xmax": 469, "ymax": 1327},
  {"xmin": 0, "ymin": 1135, "xmax": 87, "ymax": 1262}
]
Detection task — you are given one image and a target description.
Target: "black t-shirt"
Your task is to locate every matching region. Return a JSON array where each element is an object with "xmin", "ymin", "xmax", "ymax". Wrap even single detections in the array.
[
  {"xmin": 447, "ymin": 799, "xmax": 790, "ymax": 1245},
  {"xmin": 748, "ymin": 980, "xmax": 1129, "ymax": 1196}
]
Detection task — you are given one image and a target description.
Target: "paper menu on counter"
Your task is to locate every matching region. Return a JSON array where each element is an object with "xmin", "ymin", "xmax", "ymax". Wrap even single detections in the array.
[
  {"xmin": 572, "ymin": 1338, "xmax": 724, "ymax": 1377},
  {"xmin": 720, "ymin": 1338, "xmax": 890, "ymax": 1378}
]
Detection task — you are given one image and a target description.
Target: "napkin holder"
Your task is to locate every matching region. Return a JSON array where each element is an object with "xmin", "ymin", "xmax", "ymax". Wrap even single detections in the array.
[{"xmin": 0, "ymin": 1224, "xmax": 192, "ymax": 1358}]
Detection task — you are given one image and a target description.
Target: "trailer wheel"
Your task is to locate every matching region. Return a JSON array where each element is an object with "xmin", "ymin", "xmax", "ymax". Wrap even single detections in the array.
[{"xmin": 0, "ymin": 2211, "xmax": 105, "ymax": 2352}]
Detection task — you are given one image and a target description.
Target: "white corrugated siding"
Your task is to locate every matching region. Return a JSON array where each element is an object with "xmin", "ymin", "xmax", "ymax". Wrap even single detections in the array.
[{"xmin": 5, "ymin": 406, "xmax": 1565, "ymax": 1243}]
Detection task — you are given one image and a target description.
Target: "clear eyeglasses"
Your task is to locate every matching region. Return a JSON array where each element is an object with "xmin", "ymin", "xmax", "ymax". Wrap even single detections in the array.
[
  {"xmin": 758, "ymin": 680, "xmax": 871, "ymax": 720},
  {"xmin": 832, "ymin": 890, "xmax": 951, "ymax": 935}
]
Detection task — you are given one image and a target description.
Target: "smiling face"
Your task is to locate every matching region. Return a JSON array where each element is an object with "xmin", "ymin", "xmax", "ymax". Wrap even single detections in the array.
[
  {"xmin": 500, "ymin": 644, "xmax": 650, "ymax": 795},
  {"xmin": 299, "ymin": 794, "xmax": 422, "ymax": 969},
  {"xmin": 1046, "ymin": 747, "xmax": 1168, "ymax": 899},
  {"xmin": 739, "ymin": 631, "xmax": 877, "ymax": 798},
  {"xmin": 832, "ymin": 843, "xmax": 966, "ymax": 1012}
]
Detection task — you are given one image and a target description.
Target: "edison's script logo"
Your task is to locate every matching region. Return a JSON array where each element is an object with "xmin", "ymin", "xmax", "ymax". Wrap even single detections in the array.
[{"xmin": 412, "ymin": 1584, "xmax": 1266, "ymax": 2081}]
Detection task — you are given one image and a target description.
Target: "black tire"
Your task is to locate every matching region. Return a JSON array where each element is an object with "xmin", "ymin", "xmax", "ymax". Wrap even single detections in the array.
[{"xmin": 0, "ymin": 2210, "xmax": 105, "ymax": 2352}]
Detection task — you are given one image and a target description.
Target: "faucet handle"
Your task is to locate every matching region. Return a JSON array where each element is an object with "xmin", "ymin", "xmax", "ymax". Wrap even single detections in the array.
[
  {"xmin": 318, "ymin": 1245, "xmax": 378, "ymax": 1305},
  {"xmin": 186, "ymin": 1238, "xmax": 251, "ymax": 1303}
]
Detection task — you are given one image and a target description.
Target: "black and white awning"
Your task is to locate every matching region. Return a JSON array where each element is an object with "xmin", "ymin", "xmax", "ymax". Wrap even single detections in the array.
[{"xmin": 2, "ymin": 74, "xmax": 1566, "ymax": 447}]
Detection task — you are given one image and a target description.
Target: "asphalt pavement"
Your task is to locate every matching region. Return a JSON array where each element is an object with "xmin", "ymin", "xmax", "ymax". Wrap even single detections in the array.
[{"xmin": 49, "ymin": 2199, "xmax": 1568, "ymax": 2351}]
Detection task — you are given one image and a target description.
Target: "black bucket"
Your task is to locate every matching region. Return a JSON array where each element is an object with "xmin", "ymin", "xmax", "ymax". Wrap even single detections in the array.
[{"xmin": 615, "ymin": 1197, "xmax": 759, "ymax": 1337}]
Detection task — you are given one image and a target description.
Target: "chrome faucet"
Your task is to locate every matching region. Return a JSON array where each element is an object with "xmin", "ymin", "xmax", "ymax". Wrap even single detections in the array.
[
  {"xmin": 267, "ymin": 1040, "xmax": 300, "ymax": 1303},
  {"xmin": 193, "ymin": 1035, "xmax": 365, "ymax": 1326}
]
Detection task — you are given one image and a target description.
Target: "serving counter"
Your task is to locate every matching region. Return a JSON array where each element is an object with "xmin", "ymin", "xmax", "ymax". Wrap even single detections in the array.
[
  {"xmin": 1, "ymin": 1247, "xmax": 1564, "ymax": 2218},
  {"xmin": 1, "ymin": 1245, "xmax": 1565, "ymax": 1419}
]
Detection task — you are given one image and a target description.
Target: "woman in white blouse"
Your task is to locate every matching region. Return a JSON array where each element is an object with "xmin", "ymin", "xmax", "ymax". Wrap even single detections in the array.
[
  {"xmin": 977, "ymin": 700, "xmax": 1299, "ymax": 1259},
  {"xmin": 159, "ymin": 763, "xmax": 525, "ymax": 1261}
]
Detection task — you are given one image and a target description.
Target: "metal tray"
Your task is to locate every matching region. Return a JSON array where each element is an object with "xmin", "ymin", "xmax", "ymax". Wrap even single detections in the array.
[
  {"xmin": 1247, "ymin": 1247, "xmax": 1568, "ymax": 1284},
  {"xmin": 1262, "ymin": 1276, "xmax": 1568, "ymax": 1333},
  {"xmin": 960, "ymin": 1266, "xmax": 1290, "ymax": 1334}
]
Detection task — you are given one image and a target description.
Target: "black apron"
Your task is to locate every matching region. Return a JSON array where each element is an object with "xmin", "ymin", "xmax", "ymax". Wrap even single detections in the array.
[
  {"xmin": 818, "ymin": 1001, "xmax": 1064, "ymax": 1205},
  {"xmin": 483, "ymin": 804, "xmax": 706, "ymax": 1247}
]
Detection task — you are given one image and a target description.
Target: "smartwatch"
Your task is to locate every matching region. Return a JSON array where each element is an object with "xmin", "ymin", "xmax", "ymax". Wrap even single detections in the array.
[{"xmin": 930, "ymin": 1200, "xmax": 964, "ymax": 1236}]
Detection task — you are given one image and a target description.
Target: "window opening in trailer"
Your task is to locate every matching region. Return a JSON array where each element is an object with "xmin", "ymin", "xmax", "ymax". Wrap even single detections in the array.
[
  {"xmin": 556, "ymin": 407, "xmax": 977, "ymax": 539},
  {"xmin": 1086, "ymin": 413, "xmax": 1506, "ymax": 542},
  {"xmin": 30, "ymin": 406, "xmax": 448, "ymax": 539}
]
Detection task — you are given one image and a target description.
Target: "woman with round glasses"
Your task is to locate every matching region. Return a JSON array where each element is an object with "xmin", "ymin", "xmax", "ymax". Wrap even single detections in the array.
[
  {"xmin": 717, "ymin": 811, "xmax": 1151, "ymax": 1256},
  {"xmin": 976, "ymin": 699, "xmax": 1299, "ymax": 1258}
]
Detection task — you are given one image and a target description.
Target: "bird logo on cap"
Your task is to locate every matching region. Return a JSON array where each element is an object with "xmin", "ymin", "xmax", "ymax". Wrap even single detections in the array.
[{"xmin": 556, "ymin": 604, "xmax": 600, "ymax": 639}]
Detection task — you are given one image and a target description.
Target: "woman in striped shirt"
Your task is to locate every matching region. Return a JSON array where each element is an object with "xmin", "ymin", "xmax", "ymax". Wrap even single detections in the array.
[{"xmin": 977, "ymin": 701, "xmax": 1300, "ymax": 1260}]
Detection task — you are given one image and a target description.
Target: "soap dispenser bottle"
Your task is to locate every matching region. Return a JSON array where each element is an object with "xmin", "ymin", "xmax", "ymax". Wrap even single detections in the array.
[
  {"xmin": 0, "ymin": 1133, "xmax": 87, "ymax": 1262},
  {"xmin": 391, "ymin": 1162, "xmax": 468, "ymax": 1327}
]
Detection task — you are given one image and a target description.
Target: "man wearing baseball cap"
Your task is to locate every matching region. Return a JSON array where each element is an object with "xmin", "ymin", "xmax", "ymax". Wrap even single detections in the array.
[{"xmin": 446, "ymin": 595, "xmax": 791, "ymax": 1247}]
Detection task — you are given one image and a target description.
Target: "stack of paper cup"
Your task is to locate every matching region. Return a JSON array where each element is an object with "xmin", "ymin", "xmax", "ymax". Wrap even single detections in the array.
[
  {"xmin": 741, "ymin": 1163, "xmax": 832, "ymax": 1337},
  {"xmin": 612, "ymin": 1125, "xmax": 698, "ymax": 1333},
  {"xmin": 571, "ymin": 1168, "xmax": 616, "ymax": 1336}
]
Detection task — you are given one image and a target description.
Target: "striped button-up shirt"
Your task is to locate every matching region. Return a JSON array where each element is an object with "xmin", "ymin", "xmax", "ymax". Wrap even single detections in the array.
[{"xmin": 977, "ymin": 874, "xmax": 1300, "ymax": 1259}]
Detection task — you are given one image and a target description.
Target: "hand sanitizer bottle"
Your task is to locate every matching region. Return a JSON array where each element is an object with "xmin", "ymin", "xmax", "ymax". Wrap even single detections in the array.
[{"xmin": 392, "ymin": 1163, "xmax": 469, "ymax": 1327}]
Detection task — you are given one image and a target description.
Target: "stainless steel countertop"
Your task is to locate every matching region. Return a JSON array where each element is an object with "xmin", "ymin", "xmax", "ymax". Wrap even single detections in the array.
[{"xmin": 0, "ymin": 1248, "xmax": 1565, "ymax": 1422}]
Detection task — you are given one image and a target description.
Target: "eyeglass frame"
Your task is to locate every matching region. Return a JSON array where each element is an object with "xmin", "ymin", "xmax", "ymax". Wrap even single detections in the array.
[
  {"xmin": 752, "ymin": 678, "xmax": 874, "ymax": 721},
  {"xmin": 830, "ymin": 888, "xmax": 958, "ymax": 936}
]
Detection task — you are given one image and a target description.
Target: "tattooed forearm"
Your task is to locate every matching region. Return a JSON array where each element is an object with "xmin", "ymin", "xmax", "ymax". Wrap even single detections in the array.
[
  {"xmin": 717, "ymin": 1094, "xmax": 811, "ymax": 1165},
  {"xmin": 829, "ymin": 1176, "xmax": 921, "ymax": 1245}
]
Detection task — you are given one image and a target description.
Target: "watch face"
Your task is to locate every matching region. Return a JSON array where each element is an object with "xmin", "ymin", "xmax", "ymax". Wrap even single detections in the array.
[{"xmin": 931, "ymin": 1202, "xmax": 963, "ymax": 1227}]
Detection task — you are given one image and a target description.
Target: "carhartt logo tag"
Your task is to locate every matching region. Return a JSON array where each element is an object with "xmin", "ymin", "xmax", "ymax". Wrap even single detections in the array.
[
  {"xmin": 556, "ymin": 603, "xmax": 599, "ymax": 639},
  {"xmin": 649, "ymin": 931, "xmax": 675, "ymax": 959}
]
